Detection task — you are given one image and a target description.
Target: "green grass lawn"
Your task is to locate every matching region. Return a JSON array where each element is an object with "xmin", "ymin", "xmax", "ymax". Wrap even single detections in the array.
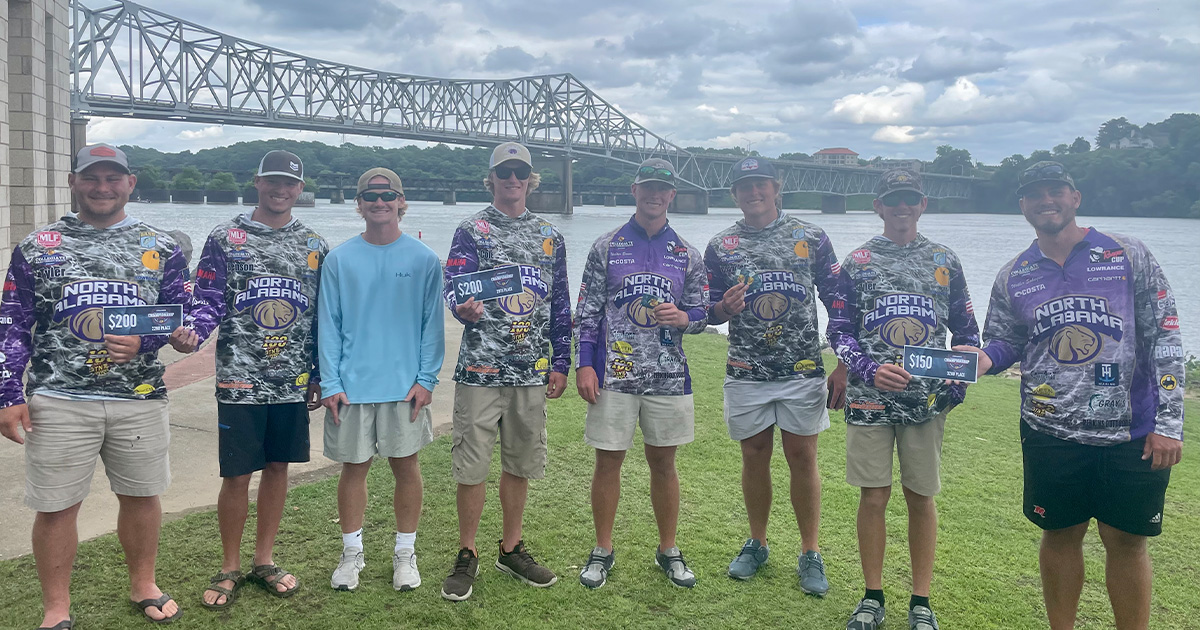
[{"xmin": 1, "ymin": 334, "xmax": 1197, "ymax": 629}]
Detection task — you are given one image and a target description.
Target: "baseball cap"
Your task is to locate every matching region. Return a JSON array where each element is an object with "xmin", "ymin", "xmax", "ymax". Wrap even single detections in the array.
[
  {"xmin": 490, "ymin": 142, "xmax": 533, "ymax": 168},
  {"xmin": 729, "ymin": 157, "xmax": 777, "ymax": 188},
  {"xmin": 874, "ymin": 168, "xmax": 924, "ymax": 198},
  {"xmin": 74, "ymin": 143, "xmax": 131, "ymax": 174},
  {"xmin": 356, "ymin": 167, "xmax": 404, "ymax": 196},
  {"xmin": 633, "ymin": 158, "xmax": 677, "ymax": 187},
  {"xmin": 1016, "ymin": 161, "xmax": 1075, "ymax": 196},
  {"xmin": 257, "ymin": 150, "xmax": 304, "ymax": 181}
]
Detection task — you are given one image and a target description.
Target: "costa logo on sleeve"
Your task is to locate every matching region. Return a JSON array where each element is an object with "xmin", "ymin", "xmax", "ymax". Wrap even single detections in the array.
[
  {"xmin": 1031, "ymin": 295, "xmax": 1124, "ymax": 364},
  {"xmin": 233, "ymin": 276, "xmax": 311, "ymax": 330},
  {"xmin": 861, "ymin": 293, "xmax": 937, "ymax": 347}
]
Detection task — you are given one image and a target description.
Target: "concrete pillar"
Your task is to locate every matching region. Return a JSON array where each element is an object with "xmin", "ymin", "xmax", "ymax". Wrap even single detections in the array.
[
  {"xmin": 4, "ymin": 0, "xmax": 72, "ymax": 264},
  {"xmin": 573, "ymin": 194, "xmax": 582, "ymax": 207},
  {"xmin": 443, "ymin": 190, "xmax": 456, "ymax": 205},
  {"xmin": 603, "ymin": 194, "xmax": 616, "ymax": 207},
  {"xmin": 329, "ymin": 188, "xmax": 344, "ymax": 204},
  {"xmin": 526, "ymin": 156, "xmax": 573, "ymax": 214},
  {"xmin": 670, "ymin": 189, "xmax": 709, "ymax": 214},
  {"xmin": 820, "ymin": 194, "xmax": 847, "ymax": 214}
]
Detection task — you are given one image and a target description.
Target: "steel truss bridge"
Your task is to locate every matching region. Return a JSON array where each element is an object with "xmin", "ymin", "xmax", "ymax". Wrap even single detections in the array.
[{"xmin": 69, "ymin": 0, "xmax": 980, "ymax": 200}]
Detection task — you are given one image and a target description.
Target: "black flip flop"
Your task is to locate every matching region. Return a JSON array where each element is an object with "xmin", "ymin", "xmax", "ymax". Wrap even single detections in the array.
[
  {"xmin": 37, "ymin": 615, "xmax": 74, "ymax": 630},
  {"xmin": 131, "ymin": 592, "xmax": 183, "ymax": 624}
]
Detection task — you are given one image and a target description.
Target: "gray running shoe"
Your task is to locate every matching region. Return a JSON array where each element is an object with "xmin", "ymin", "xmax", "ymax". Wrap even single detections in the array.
[
  {"xmin": 909, "ymin": 605, "xmax": 940, "ymax": 630},
  {"xmin": 496, "ymin": 539, "xmax": 558, "ymax": 587},
  {"xmin": 846, "ymin": 598, "xmax": 886, "ymax": 630},
  {"xmin": 655, "ymin": 546, "xmax": 696, "ymax": 588},
  {"xmin": 331, "ymin": 547, "xmax": 365, "ymax": 591},
  {"xmin": 392, "ymin": 548, "xmax": 420, "ymax": 591},
  {"xmin": 727, "ymin": 538, "xmax": 769, "ymax": 580},
  {"xmin": 440, "ymin": 548, "xmax": 479, "ymax": 601},
  {"xmin": 579, "ymin": 547, "xmax": 615, "ymax": 589},
  {"xmin": 798, "ymin": 550, "xmax": 830, "ymax": 596}
]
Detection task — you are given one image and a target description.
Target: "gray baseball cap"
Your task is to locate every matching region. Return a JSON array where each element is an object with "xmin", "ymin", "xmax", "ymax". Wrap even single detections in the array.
[
  {"xmin": 257, "ymin": 150, "xmax": 305, "ymax": 181},
  {"xmin": 1016, "ymin": 161, "xmax": 1076, "ymax": 196},
  {"xmin": 634, "ymin": 158, "xmax": 677, "ymax": 188},
  {"xmin": 74, "ymin": 143, "xmax": 131, "ymax": 174}
]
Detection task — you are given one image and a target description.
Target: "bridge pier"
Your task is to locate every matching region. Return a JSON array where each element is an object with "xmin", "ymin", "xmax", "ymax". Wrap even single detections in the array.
[
  {"xmin": 526, "ymin": 156, "xmax": 573, "ymax": 214},
  {"xmin": 573, "ymin": 194, "xmax": 582, "ymax": 207},
  {"xmin": 820, "ymin": 194, "xmax": 847, "ymax": 214},
  {"xmin": 330, "ymin": 189, "xmax": 344, "ymax": 204},
  {"xmin": 603, "ymin": 194, "xmax": 616, "ymax": 207},
  {"xmin": 670, "ymin": 190, "xmax": 709, "ymax": 215},
  {"xmin": 443, "ymin": 190, "xmax": 456, "ymax": 205}
]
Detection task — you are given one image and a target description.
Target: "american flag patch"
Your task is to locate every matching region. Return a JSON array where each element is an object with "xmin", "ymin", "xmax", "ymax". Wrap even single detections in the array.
[
  {"xmin": 831, "ymin": 263, "xmax": 841, "ymax": 275},
  {"xmin": 965, "ymin": 300, "xmax": 974, "ymax": 314}
]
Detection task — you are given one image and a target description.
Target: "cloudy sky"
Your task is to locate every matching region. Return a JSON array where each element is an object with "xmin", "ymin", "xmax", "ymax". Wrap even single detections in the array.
[{"xmin": 86, "ymin": 0, "xmax": 1200, "ymax": 164}]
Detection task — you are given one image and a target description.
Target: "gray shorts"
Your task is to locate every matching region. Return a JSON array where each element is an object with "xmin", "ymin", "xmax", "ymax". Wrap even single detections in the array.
[
  {"xmin": 24, "ymin": 394, "xmax": 171, "ymax": 512},
  {"xmin": 845, "ymin": 412, "xmax": 948, "ymax": 497},
  {"xmin": 323, "ymin": 400, "xmax": 433, "ymax": 464},
  {"xmin": 724, "ymin": 377, "xmax": 830, "ymax": 441},
  {"xmin": 584, "ymin": 389, "xmax": 694, "ymax": 451}
]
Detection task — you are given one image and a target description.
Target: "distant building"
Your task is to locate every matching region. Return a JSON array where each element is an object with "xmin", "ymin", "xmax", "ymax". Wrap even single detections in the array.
[
  {"xmin": 1116, "ymin": 134, "xmax": 1155, "ymax": 150},
  {"xmin": 878, "ymin": 158, "xmax": 923, "ymax": 172},
  {"xmin": 813, "ymin": 148, "xmax": 859, "ymax": 166}
]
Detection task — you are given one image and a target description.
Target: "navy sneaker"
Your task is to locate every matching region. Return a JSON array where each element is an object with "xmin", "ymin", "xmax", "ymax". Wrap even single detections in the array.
[
  {"xmin": 798, "ymin": 550, "xmax": 829, "ymax": 596},
  {"xmin": 579, "ymin": 547, "xmax": 615, "ymax": 589},
  {"xmin": 727, "ymin": 538, "xmax": 769, "ymax": 580},
  {"xmin": 655, "ymin": 546, "xmax": 696, "ymax": 588},
  {"xmin": 909, "ymin": 605, "xmax": 940, "ymax": 630},
  {"xmin": 846, "ymin": 598, "xmax": 886, "ymax": 630}
]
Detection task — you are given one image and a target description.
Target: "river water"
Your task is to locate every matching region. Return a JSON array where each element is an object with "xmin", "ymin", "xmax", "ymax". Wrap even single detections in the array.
[{"xmin": 127, "ymin": 200, "xmax": 1200, "ymax": 354}]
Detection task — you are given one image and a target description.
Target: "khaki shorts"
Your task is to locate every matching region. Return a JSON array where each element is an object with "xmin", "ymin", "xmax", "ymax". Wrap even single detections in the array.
[
  {"xmin": 845, "ymin": 412, "xmax": 948, "ymax": 497},
  {"xmin": 585, "ymin": 389, "xmax": 694, "ymax": 451},
  {"xmin": 24, "ymin": 394, "xmax": 171, "ymax": 513},
  {"xmin": 724, "ymin": 377, "xmax": 830, "ymax": 441},
  {"xmin": 323, "ymin": 401, "xmax": 433, "ymax": 464},
  {"xmin": 452, "ymin": 384, "xmax": 547, "ymax": 485}
]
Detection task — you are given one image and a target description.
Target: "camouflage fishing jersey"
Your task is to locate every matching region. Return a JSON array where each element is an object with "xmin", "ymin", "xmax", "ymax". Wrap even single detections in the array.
[
  {"xmin": 829, "ymin": 235, "xmax": 980, "ymax": 426},
  {"xmin": 0, "ymin": 216, "xmax": 190, "ymax": 406},
  {"xmin": 574, "ymin": 217, "xmax": 709, "ymax": 396},
  {"xmin": 188, "ymin": 214, "xmax": 328, "ymax": 404},
  {"xmin": 981, "ymin": 230, "xmax": 1184, "ymax": 446},
  {"xmin": 704, "ymin": 213, "xmax": 841, "ymax": 381},
  {"xmin": 443, "ymin": 206, "xmax": 571, "ymax": 386}
]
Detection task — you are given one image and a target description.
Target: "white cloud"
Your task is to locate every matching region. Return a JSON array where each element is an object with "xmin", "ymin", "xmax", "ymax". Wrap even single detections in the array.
[
  {"xmin": 829, "ymin": 83, "xmax": 926, "ymax": 124},
  {"xmin": 872, "ymin": 125, "xmax": 934, "ymax": 144},
  {"xmin": 925, "ymin": 73, "xmax": 1075, "ymax": 125},
  {"xmin": 707, "ymin": 131, "xmax": 792, "ymax": 151},
  {"xmin": 177, "ymin": 126, "xmax": 225, "ymax": 140},
  {"xmin": 777, "ymin": 105, "xmax": 811, "ymax": 123},
  {"xmin": 87, "ymin": 118, "xmax": 157, "ymax": 143}
]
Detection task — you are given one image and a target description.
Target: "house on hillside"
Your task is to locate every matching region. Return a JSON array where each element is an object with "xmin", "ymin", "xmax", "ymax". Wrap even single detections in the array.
[
  {"xmin": 813, "ymin": 147, "xmax": 859, "ymax": 166},
  {"xmin": 878, "ymin": 158, "xmax": 923, "ymax": 172}
]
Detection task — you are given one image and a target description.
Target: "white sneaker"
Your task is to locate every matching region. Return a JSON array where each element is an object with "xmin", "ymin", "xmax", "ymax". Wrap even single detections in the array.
[
  {"xmin": 393, "ymin": 548, "xmax": 421, "ymax": 591},
  {"xmin": 332, "ymin": 547, "xmax": 365, "ymax": 591}
]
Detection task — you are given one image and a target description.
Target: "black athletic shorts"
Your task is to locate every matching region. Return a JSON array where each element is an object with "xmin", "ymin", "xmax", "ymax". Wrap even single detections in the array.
[
  {"xmin": 217, "ymin": 402, "xmax": 311, "ymax": 478},
  {"xmin": 1020, "ymin": 421, "xmax": 1170, "ymax": 537}
]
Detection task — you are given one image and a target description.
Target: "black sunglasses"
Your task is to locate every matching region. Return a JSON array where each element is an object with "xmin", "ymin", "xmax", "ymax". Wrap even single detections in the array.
[
  {"xmin": 637, "ymin": 166, "xmax": 675, "ymax": 182},
  {"xmin": 359, "ymin": 191, "xmax": 400, "ymax": 202},
  {"xmin": 1019, "ymin": 163, "xmax": 1065, "ymax": 186},
  {"xmin": 495, "ymin": 164, "xmax": 532, "ymax": 180},
  {"xmin": 881, "ymin": 191, "xmax": 924, "ymax": 207}
]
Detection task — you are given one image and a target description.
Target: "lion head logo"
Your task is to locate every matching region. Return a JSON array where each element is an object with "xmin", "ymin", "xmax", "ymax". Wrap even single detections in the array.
[
  {"xmin": 69, "ymin": 308, "xmax": 105, "ymax": 342},
  {"xmin": 749, "ymin": 293, "xmax": 790, "ymax": 321},
  {"xmin": 881, "ymin": 317, "xmax": 930, "ymax": 347},
  {"xmin": 1049, "ymin": 324, "xmax": 1100, "ymax": 364},
  {"xmin": 252, "ymin": 299, "xmax": 298, "ymax": 330},
  {"xmin": 627, "ymin": 299, "xmax": 658, "ymax": 328},
  {"xmin": 498, "ymin": 289, "xmax": 538, "ymax": 317}
]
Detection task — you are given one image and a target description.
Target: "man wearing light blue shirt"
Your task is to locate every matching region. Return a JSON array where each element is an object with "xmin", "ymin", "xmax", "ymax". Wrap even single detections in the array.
[{"xmin": 318, "ymin": 167, "xmax": 445, "ymax": 593}]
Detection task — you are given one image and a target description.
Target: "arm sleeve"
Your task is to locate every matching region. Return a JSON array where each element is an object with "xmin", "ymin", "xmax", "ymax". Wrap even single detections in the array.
[
  {"xmin": 680, "ymin": 246, "xmax": 710, "ymax": 335},
  {"xmin": 1132, "ymin": 244, "xmax": 1184, "ymax": 440},
  {"xmin": 317, "ymin": 256, "xmax": 345, "ymax": 399},
  {"xmin": 443, "ymin": 227, "xmax": 479, "ymax": 325},
  {"xmin": 418, "ymin": 256, "xmax": 446, "ymax": 391},
  {"xmin": 827, "ymin": 265, "xmax": 881, "ymax": 385},
  {"xmin": 704, "ymin": 243, "xmax": 730, "ymax": 324},
  {"xmin": 140, "ymin": 245, "xmax": 190, "ymax": 354},
  {"xmin": 812, "ymin": 232, "xmax": 842, "ymax": 317},
  {"xmin": 980, "ymin": 265, "xmax": 1026, "ymax": 373},
  {"xmin": 306, "ymin": 246, "xmax": 327, "ymax": 384},
  {"xmin": 0, "ymin": 249, "xmax": 37, "ymax": 408},
  {"xmin": 186, "ymin": 233, "xmax": 227, "ymax": 344},
  {"xmin": 549, "ymin": 234, "xmax": 572, "ymax": 376},
  {"xmin": 947, "ymin": 257, "xmax": 981, "ymax": 348},
  {"xmin": 573, "ymin": 240, "xmax": 608, "ymax": 370}
]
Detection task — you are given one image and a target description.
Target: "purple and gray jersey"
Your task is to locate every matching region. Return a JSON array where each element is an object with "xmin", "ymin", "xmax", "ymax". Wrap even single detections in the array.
[
  {"xmin": 443, "ymin": 206, "xmax": 571, "ymax": 386},
  {"xmin": 829, "ymin": 235, "xmax": 980, "ymax": 426},
  {"xmin": 574, "ymin": 217, "xmax": 709, "ymax": 396},
  {"xmin": 0, "ymin": 216, "xmax": 190, "ymax": 406},
  {"xmin": 981, "ymin": 230, "xmax": 1184, "ymax": 446},
  {"xmin": 188, "ymin": 215, "xmax": 328, "ymax": 404},
  {"xmin": 704, "ymin": 213, "xmax": 841, "ymax": 381}
]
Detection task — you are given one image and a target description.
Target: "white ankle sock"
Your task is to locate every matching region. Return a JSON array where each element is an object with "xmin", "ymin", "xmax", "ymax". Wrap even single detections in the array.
[
  {"xmin": 343, "ymin": 528, "xmax": 363, "ymax": 550},
  {"xmin": 395, "ymin": 531, "xmax": 416, "ymax": 554}
]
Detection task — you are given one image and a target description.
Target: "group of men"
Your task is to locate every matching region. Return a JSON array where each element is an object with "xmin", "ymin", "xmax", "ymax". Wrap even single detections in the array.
[{"xmin": 0, "ymin": 139, "xmax": 1184, "ymax": 630}]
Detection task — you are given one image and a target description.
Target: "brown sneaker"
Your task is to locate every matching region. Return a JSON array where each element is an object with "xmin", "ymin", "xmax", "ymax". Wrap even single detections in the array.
[
  {"xmin": 440, "ymin": 548, "xmax": 479, "ymax": 601},
  {"xmin": 495, "ymin": 539, "xmax": 557, "ymax": 587}
]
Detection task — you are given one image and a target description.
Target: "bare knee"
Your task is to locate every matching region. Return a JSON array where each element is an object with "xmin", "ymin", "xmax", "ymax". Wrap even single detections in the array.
[
  {"xmin": 222, "ymin": 473, "xmax": 253, "ymax": 491},
  {"xmin": 859, "ymin": 486, "xmax": 891, "ymax": 512},
  {"xmin": 780, "ymin": 432, "xmax": 818, "ymax": 469},
  {"xmin": 740, "ymin": 429, "xmax": 774, "ymax": 461},
  {"xmin": 594, "ymin": 449, "xmax": 626, "ymax": 474},
  {"xmin": 902, "ymin": 485, "xmax": 935, "ymax": 508},
  {"xmin": 388, "ymin": 454, "xmax": 421, "ymax": 478},
  {"xmin": 1042, "ymin": 522, "xmax": 1090, "ymax": 550},
  {"xmin": 262, "ymin": 461, "xmax": 289, "ymax": 476},
  {"xmin": 1097, "ymin": 522, "xmax": 1147, "ymax": 555},
  {"xmin": 644, "ymin": 445, "xmax": 677, "ymax": 477},
  {"xmin": 36, "ymin": 502, "xmax": 83, "ymax": 524}
]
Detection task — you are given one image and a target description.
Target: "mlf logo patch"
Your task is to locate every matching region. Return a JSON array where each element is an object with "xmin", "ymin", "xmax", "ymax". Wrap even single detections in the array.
[
  {"xmin": 52, "ymin": 280, "xmax": 144, "ymax": 342},
  {"xmin": 1031, "ymin": 295, "xmax": 1123, "ymax": 365},
  {"xmin": 862, "ymin": 293, "xmax": 937, "ymax": 348},
  {"xmin": 228, "ymin": 229, "xmax": 248, "ymax": 245},
  {"xmin": 234, "ymin": 275, "xmax": 311, "ymax": 330},
  {"xmin": 36, "ymin": 232, "xmax": 62, "ymax": 248}
]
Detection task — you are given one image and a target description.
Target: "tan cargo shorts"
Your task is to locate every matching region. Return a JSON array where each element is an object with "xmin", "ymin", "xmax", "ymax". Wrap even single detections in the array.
[
  {"xmin": 451, "ymin": 383, "xmax": 547, "ymax": 485},
  {"xmin": 845, "ymin": 412, "xmax": 948, "ymax": 497}
]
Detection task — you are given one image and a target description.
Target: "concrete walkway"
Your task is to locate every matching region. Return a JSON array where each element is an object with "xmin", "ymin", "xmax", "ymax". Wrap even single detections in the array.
[{"xmin": 0, "ymin": 314, "xmax": 463, "ymax": 560}]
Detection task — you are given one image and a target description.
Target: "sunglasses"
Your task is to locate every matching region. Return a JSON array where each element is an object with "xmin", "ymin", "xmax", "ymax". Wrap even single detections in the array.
[
  {"xmin": 637, "ymin": 166, "xmax": 675, "ymax": 183},
  {"xmin": 881, "ymin": 191, "xmax": 924, "ymax": 207},
  {"xmin": 494, "ymin": 164, "xmax": 532, "ymax": 180},
  {"xmin": 1019, "ymin": 163, "xmax": 1066, "ymax": 186},
  {"xmin": 359, "ymin": 191, "xmax": 400, "ymax": 202}
]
